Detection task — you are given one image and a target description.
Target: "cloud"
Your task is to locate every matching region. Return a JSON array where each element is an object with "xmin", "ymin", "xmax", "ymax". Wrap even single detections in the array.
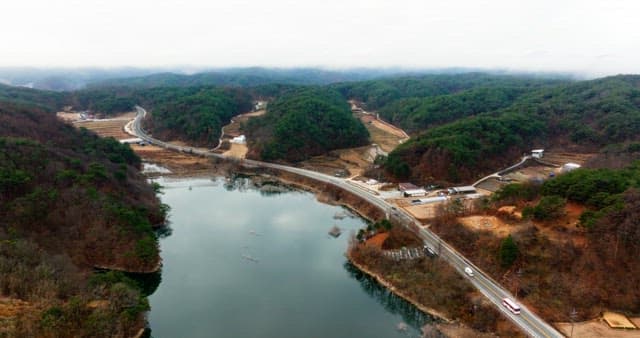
[{"xmin": 2, "ymin": 0, "xmax": 640, "ymax": 76}]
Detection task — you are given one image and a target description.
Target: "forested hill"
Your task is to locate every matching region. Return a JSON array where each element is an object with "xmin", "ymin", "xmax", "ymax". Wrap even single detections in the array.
[
  {"xmin": 384, "ymin": 75, "xmax": 640, "ymax": 184},
  {"xmin": 87, "ymin": 67, "xmax": 401, "ymax": 89},
  {"xmin": 333, "ymin": 73, "xmax": 566, "ymax": 112},
  {"xmin": 0, "ymin": 99, "xmax": 166, "ymax": 336},
  {"xmin": 140, "ymin": 86, "xmax": 253, "ymax": 146},
  {"xmin": 0, "ymin": 83, "xmax": 65, "ymax": 111},
  {"xmin": 244, "ymin": 87, "xmax": 369, "ymax": 161}
]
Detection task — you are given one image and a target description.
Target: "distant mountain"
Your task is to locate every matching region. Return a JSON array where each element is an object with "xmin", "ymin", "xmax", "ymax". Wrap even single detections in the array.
[
  {"xmin": 0, "ymin": 67, "xmax": 178, "ymax": 91},
  {"xmin": 86, "ymin": 67, "xmax": 430, "ymax": 88}
]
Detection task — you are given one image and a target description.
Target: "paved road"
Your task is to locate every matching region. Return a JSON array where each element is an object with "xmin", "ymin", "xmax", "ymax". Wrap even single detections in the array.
[
  {"xmin": 129, "ymin": 106, "xmax": 563, "ymax": 338},
  {"xmin": 472, "ymin": 155, "xmax": 531, "ymax": 187}
]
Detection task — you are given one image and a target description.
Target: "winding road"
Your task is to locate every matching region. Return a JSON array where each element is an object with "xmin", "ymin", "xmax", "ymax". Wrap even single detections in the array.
[{"xmin": 127, "ymin": 106, "xmax": 563, "ymax": 338}]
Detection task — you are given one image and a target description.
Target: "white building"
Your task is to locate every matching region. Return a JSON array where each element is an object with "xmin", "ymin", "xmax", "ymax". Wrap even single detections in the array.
[
  {"xmin": 403, "ymin": 188, "xmax": 427, "ymax": 197},
  {"xmin": 411, "ymin": 196, "xmax": 447, "ymax": 205},
  {"xmin": 448, "ymin": 186, "xmax": 477, "ymax": 195},
  {"xmin": 562, "ymin": 162, "xmax": 581, "ymax": 173},
  {"xmin": 119, "ymin": 138, "xmax": 143, "ymax": 144},
  {"xmin": 231, "ymin": 135, "xmax": 246, "ymax": 144},
  {"xmin": 531, "ymin": 149, "xmax": 545, "ymax": 158}
]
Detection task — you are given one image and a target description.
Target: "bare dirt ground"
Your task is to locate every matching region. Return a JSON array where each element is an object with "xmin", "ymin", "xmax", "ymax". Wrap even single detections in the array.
[
  {"xmin": 542, "ymin": 151, "xmax": 595, "ymax": 166},
  {"xmin": 56, "ymin": 111, "xmax": 81, "ymax": 122},
  {"xmin": 300, "ymin": 146, "xmax": 379, "ymax": 177},
  {"xmin": 130, "ymin": 144, "xmax": 216, "ymax": 176},
  {"xmin": 223, "ymin": 110, "xmax": 265, "ymax": 138},
  {"xmin": 69, "ymin": 114, "xmax": 219, "ymax": 175},
  {"xmin": 72, "ymin": 112, "xmax": 137, "ymax": 140},
  {"xmin": 457, "ymin": 215, "xmax": 519, "ymax": 237},
  {"xmin": 357, "ymin": 113, "xmax": 408, "ymax": 153},
  {"xmin": 365, "ymin": 233, "xmax": 389, "ymax": 249},
  {"xmin": 402, "ymin": 204, "xmax": 439, "ymax": 221},
  {"xmin": 299, "ymin": 113, "xmax": 410, "ymax": 177},
  {"xmin": 222, "ymin": 143, "xmax": 248, "ymax": 159},
  {"xmin": 459, "ymin": 201, "xmax": 588, "ymax": 246},
  {"xmin": 556, "ymin": 317, "xmax": 640, "ymax": 338}
]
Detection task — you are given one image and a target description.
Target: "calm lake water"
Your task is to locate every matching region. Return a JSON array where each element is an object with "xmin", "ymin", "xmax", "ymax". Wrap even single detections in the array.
[{"xmin": 148, "ymin": 176, "xmax": 433, "ymax": 338}]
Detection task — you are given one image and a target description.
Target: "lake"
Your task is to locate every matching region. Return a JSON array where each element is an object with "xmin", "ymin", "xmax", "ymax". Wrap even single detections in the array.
[{"xmin": 148, "ymin": 176, "xmax": 433, "ymax": 338}]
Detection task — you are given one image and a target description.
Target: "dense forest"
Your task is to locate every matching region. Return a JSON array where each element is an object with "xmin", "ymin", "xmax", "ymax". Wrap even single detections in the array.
[
  {"xmin": 333, "ymin": 73, "xmax": 566, "ymax": 111},
  {"xmin": 0, "ymin": 97, "xmax": 166, "ymax": 336},
  {"xmin": 381, "ymin": 75, "xmax": 640, "ymax": 184},
  {"xmin": 244, "ymin": 87, "xmax": 370, "ymax": 161},
  {"xmin": 139, "ymin": 86, "xmax": 252, "ymax": 146}
]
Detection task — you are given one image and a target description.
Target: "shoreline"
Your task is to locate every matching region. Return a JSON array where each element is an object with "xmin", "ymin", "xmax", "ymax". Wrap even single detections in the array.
[{"xmin": 346, "ymin": 251, "xmax": 452, "ymax": 324}]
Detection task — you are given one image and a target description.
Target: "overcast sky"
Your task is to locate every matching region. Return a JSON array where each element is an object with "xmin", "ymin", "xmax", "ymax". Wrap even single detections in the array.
[{"xmin": 2, "ymin": 0, "xmax": 639, "ymax": 76}]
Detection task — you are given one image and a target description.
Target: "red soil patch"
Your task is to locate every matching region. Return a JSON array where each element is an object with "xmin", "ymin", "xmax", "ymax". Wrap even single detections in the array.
[
  {"xmin": 365, "ymin": 233, "xmax": 389, "ymax": 249},
  {"xmin": 565, "ymin": 202, "xmax": 586, "ymax": 219}
]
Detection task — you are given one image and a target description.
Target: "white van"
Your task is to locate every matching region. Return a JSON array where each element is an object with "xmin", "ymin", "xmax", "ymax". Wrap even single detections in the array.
[{"xmin": 464, "ymin": 267, "xmax": 474, "ymax": 277}]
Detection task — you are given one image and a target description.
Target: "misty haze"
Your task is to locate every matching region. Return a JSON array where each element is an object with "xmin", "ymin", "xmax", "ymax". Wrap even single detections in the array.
[{"xmin": 1, "ymin": 1, "xmax": 640, "ymax": 337}]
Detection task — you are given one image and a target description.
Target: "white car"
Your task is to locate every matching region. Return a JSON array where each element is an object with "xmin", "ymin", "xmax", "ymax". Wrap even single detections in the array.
[{"xmin": 464, "ymin": 267, "xmax": 474, "ymax": 277}]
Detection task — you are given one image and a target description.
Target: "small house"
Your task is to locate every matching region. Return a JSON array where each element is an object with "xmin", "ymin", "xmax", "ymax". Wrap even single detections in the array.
[
  {"xmin": 531, "ymin": 149, "xmax": 545, "ymax": 158},
  {"xmin": 403, "ymin": 188, "xmax": 427, "ymax": 197}
]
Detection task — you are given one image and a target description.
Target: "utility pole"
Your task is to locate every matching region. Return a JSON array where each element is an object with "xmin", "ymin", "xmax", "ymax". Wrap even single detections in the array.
[{"xmin": 569, "ymin": 307, "xmax": 578, "ymax": 337}]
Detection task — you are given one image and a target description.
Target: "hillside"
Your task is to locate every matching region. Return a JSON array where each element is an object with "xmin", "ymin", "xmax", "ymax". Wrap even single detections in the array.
[
  {"xmin": 140, "ymin": 86, "xmax": 252, "ymax": 147},
  {"xmin": 244, "ymin": 87, "xmax": 370, "ymax": 162},
  {"xmin": 383, "ymin": 75, "xmax": 640, "ymax": 184},
  {"xmin": 432, "ymin": 164, "xmax": 640, "ymax": 322},
  {"xmin": 0, "ymin": 98, "xmax": 166, "ymax": 336}
]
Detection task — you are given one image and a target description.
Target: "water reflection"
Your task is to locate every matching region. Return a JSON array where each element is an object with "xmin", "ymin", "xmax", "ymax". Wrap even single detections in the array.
[
  {"xmin": 148, "ymin": 176, "xmax": 434, "ymax": 338},
  {"xmin": 344, "ymin": 261, "xmax": 438, "ymax": 332},
  {"xmin": 126, "ymin": 270, "xmax": 163, "ymax": 297},
  {"xmin": 222, "ymin": 174, "xmax": 298, "ymax": 196}
]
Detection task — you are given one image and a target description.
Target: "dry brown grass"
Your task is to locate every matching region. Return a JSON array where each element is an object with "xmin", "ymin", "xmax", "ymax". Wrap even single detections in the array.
[
  {"xmin": 130, "ymin": 144, "xmax": 216, "ymax": 176},
  {"xmin": 224, "ymin": 110, "xmax": 265, "ymax": 137},
  {"xmin": 222, "ymin": 143, "xmax": 248, "ymax": 159},
  {"xmin": 72, "ymin": 112, "xmax": 137, "ymax": 140},
  {"xmin": 543, "ymin": 151, "xmax": 595, "ymax": 166},
  {"xmin": 556, "ymin": 316, "xmax": 640, "ymax": 338},
  {"xmin": 458, "ymin": 215, "xmax": 517, "ymax": 238},
  {"xmin": 0, "ymin": 298, "xmax": 32, "ymax": 318},
  {"xmin": 358, "ymin": 113, "xmax": 408, "ymax": 153}
]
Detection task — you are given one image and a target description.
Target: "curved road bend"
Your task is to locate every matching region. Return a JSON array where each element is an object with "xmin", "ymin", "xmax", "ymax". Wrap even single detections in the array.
[{"xmin": 129, "ymin": 106, "xmax": 563, "ymax": 338}]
